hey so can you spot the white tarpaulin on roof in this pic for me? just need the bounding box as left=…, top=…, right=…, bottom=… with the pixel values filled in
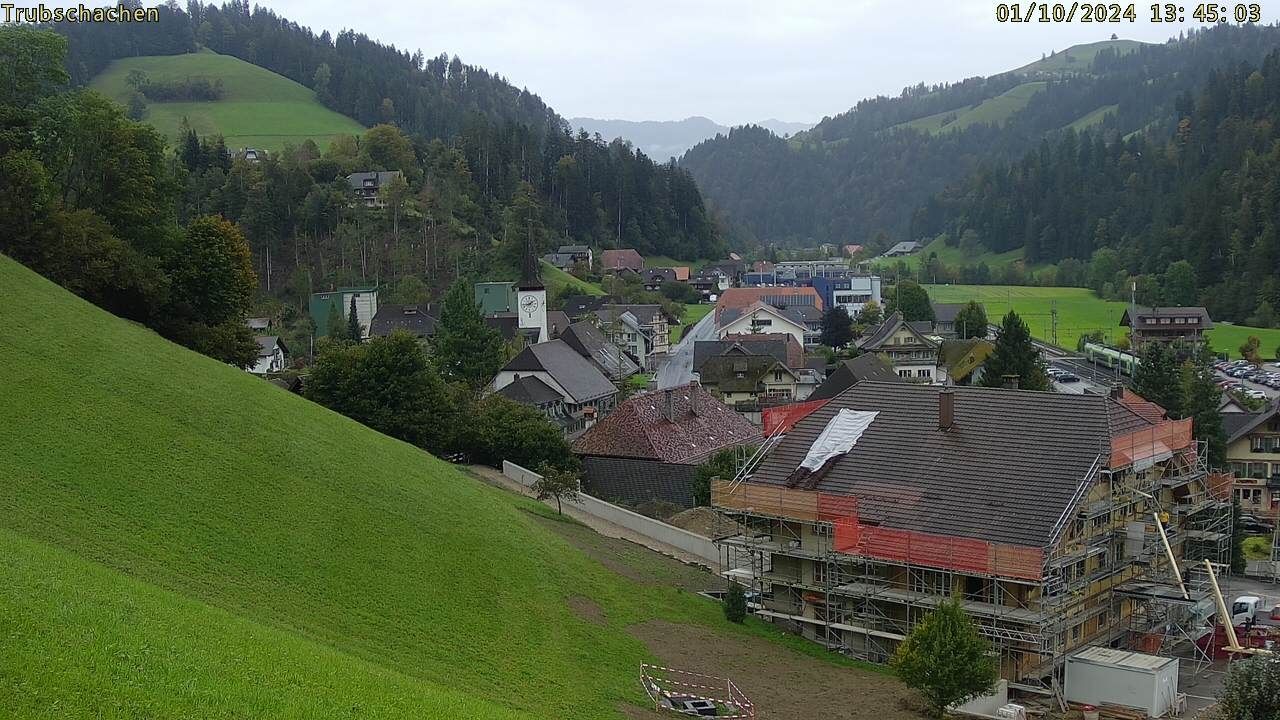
left=799, top=409, right=879, bottom=472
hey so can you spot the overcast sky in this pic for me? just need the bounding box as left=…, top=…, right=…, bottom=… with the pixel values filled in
left=264, top=0, right=1279, bottom=125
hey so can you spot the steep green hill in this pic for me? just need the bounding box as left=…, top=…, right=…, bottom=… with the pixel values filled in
left=90, top=48, right=364, bottom=151
left=0, top=254, right=872, bottom=717
left=1014, top=39, right=1145, bottom=75
left=896, top=82, right=1046, bottom=135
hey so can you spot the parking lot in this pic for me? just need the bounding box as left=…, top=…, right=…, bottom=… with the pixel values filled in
left=1214, top=359, right=1280, bottom=401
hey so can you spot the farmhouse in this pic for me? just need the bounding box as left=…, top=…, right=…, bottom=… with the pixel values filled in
left=714, top=383, right=1230, bottom=684
left=716, top=300, right=810, bottom=348
left=369, top=304, right=437, bottom=340
left=249, top=336, right=288, bottom=375
left=1120, top=306, right=1213, bottom=352
left=574, top=383, right=758, bottom=508
left=601, top=248, right=645, bottom=272
left=345, top=170, right=404, bottom=208
left=1225, top=398, right=1280, bottom=522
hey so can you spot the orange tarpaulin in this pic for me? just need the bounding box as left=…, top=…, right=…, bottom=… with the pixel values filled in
left=762, top=400, right=828, bottom=435
left=1110, top=418, right=1193, bottom=468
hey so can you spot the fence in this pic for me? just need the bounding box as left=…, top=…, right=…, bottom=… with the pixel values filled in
left=502, top=461, right=720, bottom=566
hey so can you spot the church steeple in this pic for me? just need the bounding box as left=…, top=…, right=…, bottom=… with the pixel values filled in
left=518, top=236, right=544, bottom=290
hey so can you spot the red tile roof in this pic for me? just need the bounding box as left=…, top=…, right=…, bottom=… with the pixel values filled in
left=715, top=287, right=823, bottom=323
left=1119, top=389, right=1168, bottom=425
left=572, top=382, right=759, bottom=464
left=601, top=249, right=644, bottom=271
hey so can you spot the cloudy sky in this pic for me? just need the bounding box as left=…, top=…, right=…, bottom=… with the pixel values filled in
left=264, top=0, right=1278, bottom=125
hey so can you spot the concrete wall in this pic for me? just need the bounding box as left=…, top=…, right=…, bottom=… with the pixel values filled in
left=503, top=460, right=720, bottom=566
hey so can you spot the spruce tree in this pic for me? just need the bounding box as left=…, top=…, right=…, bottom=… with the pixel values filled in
left=1181, top=345, right=1227, bottom=467
left=1132, top=341, right=1181, bottom=414
left=346, top=295, right=363, bottom=342
left=978, top=310, right=1049, bottom=391
left=433, top=278, right=506, bottom=390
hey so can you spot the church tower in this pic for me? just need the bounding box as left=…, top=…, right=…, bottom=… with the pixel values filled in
left=516, top=241, right=548, bottom=344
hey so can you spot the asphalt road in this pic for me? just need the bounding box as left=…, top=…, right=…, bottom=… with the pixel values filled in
left=656, top=310, right=718, bottom=389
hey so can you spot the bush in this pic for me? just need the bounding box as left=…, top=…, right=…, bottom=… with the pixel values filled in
left=1217, top=655, right=1280, bottom=720
left=891, top=600, right=997, bottom=718
left=460, top=395, right=575, bottom=471
left=724, top=581, right=747, bottom=623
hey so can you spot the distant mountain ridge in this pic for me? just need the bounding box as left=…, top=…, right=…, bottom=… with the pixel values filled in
left=569, top=115, right=813, bottom=159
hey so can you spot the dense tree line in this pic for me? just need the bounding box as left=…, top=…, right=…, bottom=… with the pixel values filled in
left=51, top=1, right=723, bottom=284
left=924, top=46, right=1280, bottom=324
left=0, top=26, right=258, bottom=367
left=681, top=25, right=1280, bottom=248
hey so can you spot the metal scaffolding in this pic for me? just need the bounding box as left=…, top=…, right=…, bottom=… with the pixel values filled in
left=713, top=423, right=1232, bottom=690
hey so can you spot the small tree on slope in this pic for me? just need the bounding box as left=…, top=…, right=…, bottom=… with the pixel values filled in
left=891, top=600, right=997, bottom=718
left=533, top=463, right=580, bottom=515
left=723, top=581, right=747, bottom=624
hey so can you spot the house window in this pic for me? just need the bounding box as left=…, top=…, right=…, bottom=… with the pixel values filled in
left=1174, top=317, right=1186, bottom=324
left=1252, top=437, right=1266, bottom=453
left=917, top=369, right=932, bottom=378
left=1272, top=490, right=1280, bottom=509
left=1071, top=624, right=1082, bottom=643
left=1098, top=610, right=1110, bottom=628
left=1159, top=318, right=1171, bottom=324
left=813, top=562, right=827, bottom=584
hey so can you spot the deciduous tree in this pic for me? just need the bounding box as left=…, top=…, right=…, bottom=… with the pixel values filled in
left=954, top=301, right=988, bottom=340
left=891, top=600, right=997, bottom=718
left=885, top=280, right=934, bottom=322
left=533, top=463, right=580, bottom=515
left=820, top=306, right=854, bottom=348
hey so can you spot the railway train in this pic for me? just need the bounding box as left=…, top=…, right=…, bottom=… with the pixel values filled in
left=1081, top=342, right=1141, bottom=376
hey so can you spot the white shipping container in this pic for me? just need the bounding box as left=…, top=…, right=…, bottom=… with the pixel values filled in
left=1065, top=647, right=1179, bottom=718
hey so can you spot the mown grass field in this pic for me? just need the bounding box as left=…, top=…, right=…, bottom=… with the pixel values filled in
left=1065, top=104, right=1119, bottom=132
left=541, top=260, right=606, bottom=296
left=1014, top=39, right=1146, bottom=75
left=873, top=236, right=1028, bottom=273
left=0, top=254, right=882, bottom=718
left=90, top=48, right=364, bottom=151
left=674, top=303, right=714, bottom=342
left=925, top=284, right=1280, bottom=358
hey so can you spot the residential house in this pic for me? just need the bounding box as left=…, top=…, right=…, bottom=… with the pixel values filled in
left=1120, top=306, right=1213, bottom=352
left=346, top=171, right=404, bottom=208
left=806, top=353, right=903, bottom=401
left=1225, top=399, right=1280, bottom=521
left=558, top=244, right=593, bottom=267
left=595, top=304, right=671, bottom=368
left=930, top=302, right=981, bottom=339
left=542, top=252, right=576, bottom=270
left=545, top=310, right=571, bottom=339
left=698, top=354, right=803, bottom=409
left=310, top=286, right=379, bottom=339
left=249, top=336, right=288, bottom=375
left=703, top=260, right=745, bottom=284
left=937, top=338, right=995, bottom=385
left=559, top=294, right=611, bottom=320
left=560, top=320, right=642, bottom=380
left=716, top=301, right=810, bottom=348
left=496, top=376, right=573, bottom=432
left=716, top=287, right=823, bottom=319
left=690, top=271, right=730, bottom=301
left=882, top=240, right=922, bottom=257
left=369, top=304, right=437, bottom=340
left=855, top=312, right=941, bottom=383
left=671, top=266, right=691, bottom=282
left=238, top=148, right=263, bottom=163
left=489, top=340, right=617, bottom=437
left=573, top=383, right=759, bottom=507
left=601, top=248, right=645, bottom=272
left=694, top=335, right=804, bottom=375
left=714, top=383, right=1227, bottom=681
left=246, top=317, right=271, bottom=332
left=642, top=267, right=678, bottom=292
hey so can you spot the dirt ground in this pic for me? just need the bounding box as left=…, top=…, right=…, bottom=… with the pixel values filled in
left=624, top=619, right=912, bottom=720
left=666, top=506, right=739, bottom=539
left=566, top=595, right=607, bottom=626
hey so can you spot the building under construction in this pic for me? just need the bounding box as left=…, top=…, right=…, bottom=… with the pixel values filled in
left=713, top=383, right=1232, bottom=689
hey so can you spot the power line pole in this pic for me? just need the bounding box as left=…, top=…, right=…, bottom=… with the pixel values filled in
left=1050, top=300, right=1059, bottom=348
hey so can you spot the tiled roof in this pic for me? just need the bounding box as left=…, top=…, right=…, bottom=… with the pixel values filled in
left=502, top=340, right=616, bottom=404
left=601, top=248, right=644, bottom=270
left=746, top=383, right=1119, bottom=548
left=806, top=354, right=903, bottom=401
left=255, top=335, right=284, bottom=357
left=1224, top=398, right=1280, bottom=443
left=716, top=287, right=823, bottom=317
left=496, top=375, right=562, bottom=406
left=857, top=311, right=938, bottom=351
left=573, top=382, right=759, bottom=464
left=1121, top=306, right=1213, bottom=329
left=560, top=321, right=641, bottom=379
left=581, top=457, right=698, bottom=507
left=1119, top=389, right=1168, bottom=425
left=695, top=334, right=803, bottom=372
left=546, top=310, right=571, bottom=338
left=559, top=294, right=611, bottom=319
left=698, top=355, right=795, bottom=394
left=931, top=303, right=971, bottom=324
left=371, top=304, right=437, bottom=338
left=718, top=301, right=808, bottom=331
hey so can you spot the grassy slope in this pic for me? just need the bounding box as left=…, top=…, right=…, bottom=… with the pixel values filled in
left=90, top=48, right=364, bottom=151
left=0, top=254, right=863, bottom=717
left=873, top=236, right=1028, bottom=273
left=1014, top=39, right=1146, bottom=75
left=1064, top=104, right=1119, bottom=132
left=674, top=303, right=713, bottom=342
left=897, top=82, right=1046, bottom=135
left=925, top=284, right=1280, bottom=357
left=540, top=260, right=605, bottom=296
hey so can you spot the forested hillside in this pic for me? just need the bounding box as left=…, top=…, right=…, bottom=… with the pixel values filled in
left=920, top=48, right=1280, bottom=325
left=47, top=0, right=723, bottom=299
left=680, top=25, right=1280, bottom=248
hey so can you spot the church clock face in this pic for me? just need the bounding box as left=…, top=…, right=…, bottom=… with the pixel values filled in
left=520, top=295, right=541, bottom=316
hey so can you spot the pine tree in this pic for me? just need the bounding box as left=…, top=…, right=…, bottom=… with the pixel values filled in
left=891, top=600, right=997, bottom=717
left=978, top=311, right=1049, bottom=391
left=1132, top=341, right=1181, bottom=415
left=346, top=295, right=363, bottom=342
left=1181, top=345, right=1227, bottom=467
left=433, top=279, right=506, bottom=390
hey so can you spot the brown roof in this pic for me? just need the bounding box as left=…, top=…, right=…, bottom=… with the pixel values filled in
left=698, top=355, right=797, bottom=394
left=745, top=383, right=1130, bottom=548
left=1120, top=306, right=1213, bottom=330
left=806, top=354, right=902, bottom=401
left=573, top=382, right=759, bottom=464
left=715, top=287, right=823, bottom=320
left=601, top=248, right=644, bottom=271
left=719, top=333, right=805, bottom=368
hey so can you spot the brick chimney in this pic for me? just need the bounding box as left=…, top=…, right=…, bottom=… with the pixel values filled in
left=663, top=388, right=674, bottom=422
left=1110, top=383, right=1125, bottom=400
left=1002, top=374, right=1020, bottom=390
left=938, top=387, right=955, bottom=431
left=689, top=381, right=700, bottom=416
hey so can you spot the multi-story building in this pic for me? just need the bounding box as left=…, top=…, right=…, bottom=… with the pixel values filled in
left=811, top=276, right=883, bottom=318
left=310, top=286, right=379, bottom=339
left=1120, top=306, right=1213, bottom=352
left=345, top=171, right=404, bottom=208
left=713, top=383, right=1229, bottom=686
left=1225, top=399, right=1280, bottom=522
left=855, top=311, right=940, bottom=383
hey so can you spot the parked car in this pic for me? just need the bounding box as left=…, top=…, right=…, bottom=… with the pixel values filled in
left=1239, top=516, right=1275, bottom=535
left=1059, top=373, right=1081, bottom=383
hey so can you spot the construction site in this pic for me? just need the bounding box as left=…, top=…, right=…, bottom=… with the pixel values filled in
left=711, top=382, right=1237, bottom=709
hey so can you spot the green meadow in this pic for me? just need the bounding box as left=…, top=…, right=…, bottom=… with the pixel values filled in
left=90, top=48, right=364, bottom=152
